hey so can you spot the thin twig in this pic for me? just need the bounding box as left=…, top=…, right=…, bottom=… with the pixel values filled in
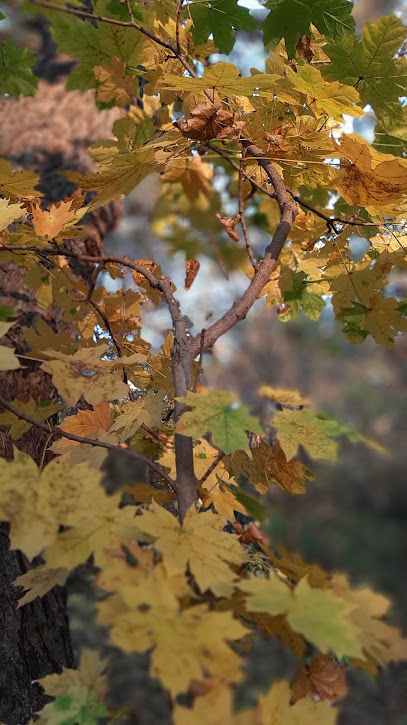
left=238, top=148, right=259, bottom=270
left=0, top=395, right=176, bottom=491
left=192, top=328, right=205, bottom=392
left=198, top=452, right=225, bottom=486
left=175, top=0, right=183, bottom=54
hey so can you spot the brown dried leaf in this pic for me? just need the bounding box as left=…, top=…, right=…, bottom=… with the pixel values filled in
left=292, top=652, right=347, bottom=703
left=296, top=36, right=316, bottom=60
left=185, top=259, right=200, bottom=290
left=130, top=260, right=157, bottom=285
left=215, top=213, right=241, bottom=242
left=264, top=123, right=290, bottom=151
left=176, top=100, right=244, bottom=141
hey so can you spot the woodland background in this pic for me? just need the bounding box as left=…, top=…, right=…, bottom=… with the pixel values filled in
left=0, top=0, right=406, bottom=722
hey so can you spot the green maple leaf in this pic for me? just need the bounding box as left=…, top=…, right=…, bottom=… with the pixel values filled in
left=242, top=574, right=363, bottom=660
left=47, top=0, right=144, bottom=92
left=176, top=389, right=263, bottom=453
left=279, top=272, right=326, bottom=322
left=323, top=15, right=407, bottom=129
left=262, top=0, right=312, bottom=59
left=262, top=0, right=354, bottom=59
left=189, top=0, right=258, bottom=55
left=0, top=38, right=38, bottom=98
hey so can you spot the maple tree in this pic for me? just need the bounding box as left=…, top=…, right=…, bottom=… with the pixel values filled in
left=0, top=0, right=406, bottom=722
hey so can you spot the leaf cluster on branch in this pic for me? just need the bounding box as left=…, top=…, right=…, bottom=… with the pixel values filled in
left=0, top=0, right=407, bottom=721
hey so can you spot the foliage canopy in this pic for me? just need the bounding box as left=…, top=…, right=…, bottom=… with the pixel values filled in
left=0, top=0, right=407, bottom=721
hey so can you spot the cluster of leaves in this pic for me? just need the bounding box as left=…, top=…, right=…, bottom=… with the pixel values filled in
left=0, top=0, right=407, bottom=722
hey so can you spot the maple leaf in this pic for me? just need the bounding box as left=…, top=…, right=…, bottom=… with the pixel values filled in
left=160, top=156, right=214, bottom=200
left=188, top=0, right=257, bottom=54
left=159, top=62, right=279, bottom=99
left=0, top=38, right=38, bottom=98
left=47, top=0, right=144, bottom=93
left=137, top=503, right=247, bottom=596
left=362, top=293, right=407, bottom=349
left=34, top=649, right=108, bottom=725
left=278, top=271, right=326, bottom=322
left=30, top=197, right=82, bottom=239
left=272, top=409, right=345, bottom=461
left=242, top=574, right=363, bottom=659
left=285, top=63, right=363, bottom=121
left=97, top=563, right=246, bottom=695
left=65, top=137, right=160, bottom=206
left=0, top=344, right=21, bottom=370
left=255, top=679, right=338, bottom=724
left=51, top=400, right=113, bottom=454
left=370, top=233, right=407, bottom=270
left=331, top=574, right=407, bottom=666
left=176, top=100, right=245, bottom=141
left=0, top=159, right=41, bottom=201
left=93, top=56, right=138, bottom=107
left=41, top=343, right=146, bottom=406
left=228, top=439, right=315, bottom=495
left=258, top=385, right=310, bottom=407
left=262, top=0, right=354, bottom=60
left=176, top=389, right=263, bottom=453
left=333, top=135, right=407, bottom=214
left=14, top=565, right=69, bottom=608
left=0, top=197, right=24, bottom=231
left=323, top=14, right=407, bottom=128
left=292, top=652, right=347, bottom=703
left=0, top=397, right=64, bottom=440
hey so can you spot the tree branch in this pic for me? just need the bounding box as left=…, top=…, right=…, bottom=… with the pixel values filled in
left=0, top=395, right=176, bottom=491
left=190, top=143, right=298, bottom=356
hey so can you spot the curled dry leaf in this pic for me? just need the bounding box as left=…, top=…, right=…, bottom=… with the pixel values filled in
left=215, top=212, right=241, bottom=242
left=130, top=260, right=157, bottom=285
left=264, top=124, right=290, bottom=151
left=185, top=259, right=200, bottom=290
left=292, top=652, right=347, bottom=703
left=176, top=100, right=245, bottom=141
left=232, top=521, right=270, bottom=548
left=296, top=36, right=316, bottom=60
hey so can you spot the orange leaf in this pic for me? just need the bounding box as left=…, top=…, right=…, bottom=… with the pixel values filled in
left=215, top=213, right=241, bottom=242
left=51, top=401, right=113, bottom=454
left=292, top=652, right=347, bottom=703
left=185, top=259, right=200, bottom=290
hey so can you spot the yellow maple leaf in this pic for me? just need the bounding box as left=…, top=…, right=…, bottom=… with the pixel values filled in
left=258, top=385, right=310, bottom=408
left=0, top=158, right=41, bottom=200
left=362, top=293, right=407, bottom=349
left=97, top=563, right=246, bottom=695
left=14, top=565, right=69, bottom=607
left=41, top=343, right=146, bottom=406
left=0, top=196, right=24, bottom=231
left=333, top=135, right=407, bottom=214
left=285, top=64, right=363, bottom=121
left=137, top=503, right=247, bottom=597
left=256, top=679, right=338, bottom=724
left=331, top=574, right=407, bottom=666
left=370, top=233, right=407, bottom=270
left=160, top=156, right=213, bottom=201
left=94, top=57, right=138, bottom=107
